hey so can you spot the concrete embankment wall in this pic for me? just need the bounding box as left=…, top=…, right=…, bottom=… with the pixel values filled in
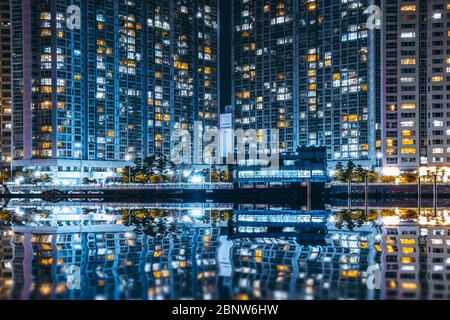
left=328, top=184, right=450, bottom=198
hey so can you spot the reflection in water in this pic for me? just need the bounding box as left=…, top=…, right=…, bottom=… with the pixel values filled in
left=0, top=202, right=449, bottom=300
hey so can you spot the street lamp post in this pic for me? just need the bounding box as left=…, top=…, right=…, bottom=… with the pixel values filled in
left=125, top=154, right=132, bottom=185
left=9, top=159, right=12, bottom=183
left=129, top=166, right=131, bottom=185
left=9, top=145, right=15, bottom=182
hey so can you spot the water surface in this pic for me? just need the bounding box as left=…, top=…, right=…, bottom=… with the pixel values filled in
left=0, top=200, right=449, bottom=300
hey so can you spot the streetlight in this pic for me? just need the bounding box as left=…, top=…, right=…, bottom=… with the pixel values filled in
left=10, top=145, right=14, bottom=182
left=8, top=156, right=13, bottom=183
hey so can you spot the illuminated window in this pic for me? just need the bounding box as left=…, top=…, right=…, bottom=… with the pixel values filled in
left=308, top=54, right=317, bottom=62
left=401, top=59, right=416, bottom=65
left=401, top=148, right=416, bottom=155
left=401, top=32, right=416, bottom=38
left=433, top=120, right=444, bottom=127
left=401, top=257, right=415, bottom=264
left=402, top=130, right=413, bottom=137
left=401, top=282, right=417, bottom=291
left=400, top=5, right=416, bottom=11
left=174, top=61, right=189, bottom=70
left=386, top=139, right=395, bottom=147
left=41, top=86, right=52, bottom=94
left=387, top=104, right=396, bottom=111
left=40, top=12, right=51, bottom=20
left=41, top=29, right=51, bottom=37
left=401, top=121, right=415, bottom=127
left=400, top=103, right=416, bottom=110
left=307, top=2, right=317, bottom=11
left=400, top=239, right=416, bottom=245
left=401, top=247, right=415, bottom=254
left=402, top=139, right=414, bottom=146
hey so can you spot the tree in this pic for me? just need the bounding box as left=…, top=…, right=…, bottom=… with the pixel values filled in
left=142, top=155, right=156, bottom=177
left=334, top=210, right=356, bottom=231
left=150, top=174, right=163, bottom=183
left=210, top=170, right=220, bottom=183
left=82, top=177, right=98, bottom=185
left=0, top=172, right=10, bottom=183
left=333, top=162, right=346, bottom=182
left=162, top=155, right=176, bottom=182
left=38, top=174, right=52, bottom=184
left=353, top=165, right=368, bottom=183
left=13, top=169, right=52, bottom=185
left=344, top=161, right=356, bottom=181
left=131, top=158, right=144, bottom=181
left=202, top=168, right=211, bottom=182
left=401, top=172, right=418, bottom=184
left=221, top=170, right=231, bottom=182
left=368, top=170, right=379, bottom=183
left=134, top=173, right=148, bottom=184
left=381, top=176, right=396, bottom=184
left=121, top=166, right=132, bottom=183
left=155, top=154, right=165, bottom=177
left=16, top=169, right=35, bottom=184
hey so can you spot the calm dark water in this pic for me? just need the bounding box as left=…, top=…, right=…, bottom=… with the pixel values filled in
left=0, top=200, right=449, bottom=300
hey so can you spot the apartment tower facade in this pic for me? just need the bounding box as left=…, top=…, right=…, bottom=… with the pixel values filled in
left=382, top=0, right=450, bottom=175
left=146, top=0, right=220, bottom=162
left=0, top=0, right=11, bottom=171
left=10, top=0, right=220, bottom=182
left=232, top=0, right=382, bottom=168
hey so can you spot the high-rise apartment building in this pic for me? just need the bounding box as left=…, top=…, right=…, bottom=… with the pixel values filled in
left=9, top=0, right=220, bottom=182
left=11, top=0, right=141, bottom=181
left=85, top=0, right=146, bottom=163
left=298, top=0, right=381, bottom=168
left=232, top=0, right=382, bottom=168
left=232, top=0, right=296, bottom=155
left=146, top=0, right=219, bottom=161
left=0, top=0, right=11, bottom=171
left=382, top=1, right=450, bottom=174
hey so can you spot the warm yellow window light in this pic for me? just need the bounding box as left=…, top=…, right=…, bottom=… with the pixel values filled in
left=400, top=5, right=416, bottom=11
left=401, top=148, right=416, bottom=155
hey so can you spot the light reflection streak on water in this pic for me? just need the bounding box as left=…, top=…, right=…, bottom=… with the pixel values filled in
left=0, top=202, right=449, bottom=300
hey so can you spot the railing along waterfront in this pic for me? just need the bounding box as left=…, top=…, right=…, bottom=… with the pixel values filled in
left=5, top=201, right=235, bottom=210
left=4, top=182, right=234, bottom=193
